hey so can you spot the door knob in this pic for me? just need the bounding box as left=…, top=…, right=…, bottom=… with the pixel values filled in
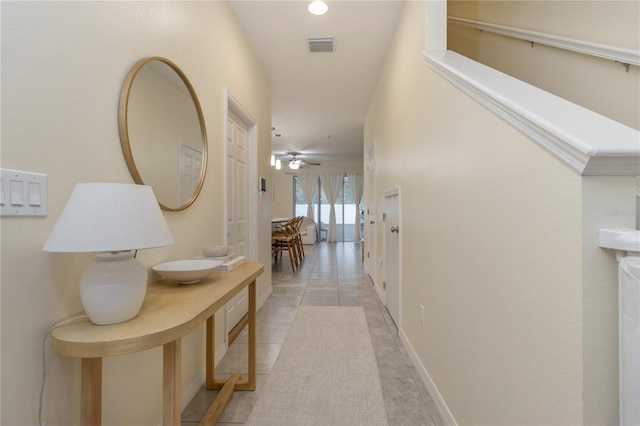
left=390, top=226, right=399, bottom=233
left=370, top=220, right=375, bottom=225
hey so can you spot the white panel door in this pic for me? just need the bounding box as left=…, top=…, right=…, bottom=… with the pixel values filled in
left=179, top=144, right=202, bottom=206
left=226, top=111, right=249, bottom=333
left=365, top=143, right=376, bottom=279
left=384, top=189, right=400, bottom=328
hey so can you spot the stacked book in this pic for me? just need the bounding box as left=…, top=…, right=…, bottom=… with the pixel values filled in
left=216, top=256, right=246, bottom=272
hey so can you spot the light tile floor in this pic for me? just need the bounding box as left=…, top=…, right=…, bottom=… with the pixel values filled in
left=182, top=242, right=443, bottom=425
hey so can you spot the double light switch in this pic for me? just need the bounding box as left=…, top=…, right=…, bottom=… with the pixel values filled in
left=1, top=168, right=48, bottom=216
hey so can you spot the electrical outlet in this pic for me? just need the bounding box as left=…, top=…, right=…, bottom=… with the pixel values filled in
left=419, top=305, right=425, bottom=327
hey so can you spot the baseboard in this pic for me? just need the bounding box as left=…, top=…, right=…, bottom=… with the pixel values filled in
left=184, top=342, right=227, bottom=407
left=374, top=280, right=385, bottom=304
left=258, top=283, right=273, bottom=310
left=398, top=328, right=457, bottom=426
left=181, top=370, right=205, bottom=411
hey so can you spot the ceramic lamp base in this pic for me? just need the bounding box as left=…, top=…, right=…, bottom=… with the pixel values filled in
left=80, top=251, right=147, bottom=325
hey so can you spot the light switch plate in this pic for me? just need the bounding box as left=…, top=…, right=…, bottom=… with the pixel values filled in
left=1, top=168, right=48, bottom=216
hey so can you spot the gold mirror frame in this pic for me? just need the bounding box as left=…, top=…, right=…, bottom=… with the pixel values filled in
left=119, top=57, right=208, bottom=211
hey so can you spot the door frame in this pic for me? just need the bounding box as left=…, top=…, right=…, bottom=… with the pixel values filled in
left=223, top=88, right=258, bottom=339
left=224, top=88, right=258, bottom=262
left=383, top=186, right=401, bottom=329
left=364, top=141, right=376, bottom=280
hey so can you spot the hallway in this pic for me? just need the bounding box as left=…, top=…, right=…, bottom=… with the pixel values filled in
left=182, top=242, right=443, bottom=425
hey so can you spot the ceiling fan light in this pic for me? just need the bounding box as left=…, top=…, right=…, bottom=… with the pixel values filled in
left=275, top=159, right=282, bottom=170
left=308, top=1, right=328, bottom=16
left=289, top=159, right=301, bottom=170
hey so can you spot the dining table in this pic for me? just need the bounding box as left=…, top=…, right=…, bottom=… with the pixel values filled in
left=271, top=217, right=290, bottom=231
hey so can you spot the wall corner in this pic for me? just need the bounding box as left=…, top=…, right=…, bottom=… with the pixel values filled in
left=425, top=0, right=447, bottom=52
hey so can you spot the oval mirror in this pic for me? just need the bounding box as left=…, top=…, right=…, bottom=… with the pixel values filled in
left=119, top=57, right=207, bottom=211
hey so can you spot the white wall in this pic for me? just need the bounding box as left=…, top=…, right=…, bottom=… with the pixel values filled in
left=366, top=1, right=637, bottom=424
left=1, top=2, right=271, bottom=424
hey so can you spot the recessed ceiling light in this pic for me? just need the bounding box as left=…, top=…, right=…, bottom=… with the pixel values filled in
left=308, top=1, right=328, bottom=16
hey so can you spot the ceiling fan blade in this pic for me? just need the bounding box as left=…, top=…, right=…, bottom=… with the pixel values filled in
left=284, top=151, right=321, bottom=167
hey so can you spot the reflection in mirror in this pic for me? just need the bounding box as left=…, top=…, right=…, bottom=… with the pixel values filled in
left=119, top=57, right=207, bottom=211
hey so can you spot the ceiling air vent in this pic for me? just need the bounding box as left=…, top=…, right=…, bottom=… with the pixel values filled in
left=308, top=37, right=334, bottom=53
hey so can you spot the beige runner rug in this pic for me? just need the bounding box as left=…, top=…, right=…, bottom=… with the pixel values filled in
left=245, top=306, right=388, bottom=425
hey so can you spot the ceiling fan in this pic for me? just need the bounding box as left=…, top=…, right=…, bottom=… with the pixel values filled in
left=286, top=152, right=320, bottom=170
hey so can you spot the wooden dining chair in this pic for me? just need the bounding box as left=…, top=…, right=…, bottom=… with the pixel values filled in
left=271, top=218, right=300, bottom=272
left=292, top=216, right=305, bottom=262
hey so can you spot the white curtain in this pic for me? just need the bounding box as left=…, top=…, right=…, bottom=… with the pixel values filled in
left=298, top=173, right=318, bottom=220
left=347, top=173, right=364, bottom=241
left=320, top=173, right=343, bottom=243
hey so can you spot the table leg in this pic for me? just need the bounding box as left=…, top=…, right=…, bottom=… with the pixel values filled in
left=163, top=339, right=182, bottom=425
left=199, top=373, right=241, bottom=425
left=81, top=358, right=102, bottom=426
left=205, top=315, right=215, bottom=389
left=208, top=280, right=257, bottom=391
left=248, top=279, right=256, bottom=390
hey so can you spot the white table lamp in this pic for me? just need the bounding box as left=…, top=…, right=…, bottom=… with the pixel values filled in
left=43, top=183, right=174, bottom=325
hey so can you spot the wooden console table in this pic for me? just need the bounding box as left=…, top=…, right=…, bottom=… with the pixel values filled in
left=52, top=261, right=264, bottom=425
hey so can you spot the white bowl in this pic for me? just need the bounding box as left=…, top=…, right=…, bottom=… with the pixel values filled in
left=203, top=245, right=230, bottom=258
left=152, top=259, right=223, bottom=284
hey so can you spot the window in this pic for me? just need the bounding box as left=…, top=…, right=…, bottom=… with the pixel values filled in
left=293, top=175, right=363, bottom=242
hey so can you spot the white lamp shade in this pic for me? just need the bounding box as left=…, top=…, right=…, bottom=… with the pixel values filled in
left=43, top=183, right=173, bottom=252
left=43, top=183, right=173, bottom=324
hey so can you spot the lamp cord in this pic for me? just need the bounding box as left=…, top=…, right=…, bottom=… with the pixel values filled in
left=39, top=315, right=89, bottom=426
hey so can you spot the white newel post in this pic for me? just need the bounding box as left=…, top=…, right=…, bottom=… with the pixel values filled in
left=600, top=229, right=640, bottom=426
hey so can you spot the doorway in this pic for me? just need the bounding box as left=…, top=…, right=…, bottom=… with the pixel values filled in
left=224, top=90, right=257, bottom=341
left=365, top=142, right=376, bottom=279
left=294, top=175, right=361, bottom=241
left=383, top=187, right=400, bottom=329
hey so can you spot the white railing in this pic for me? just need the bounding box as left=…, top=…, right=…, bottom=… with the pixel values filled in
left=448, top=16, right=640, bottom=71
